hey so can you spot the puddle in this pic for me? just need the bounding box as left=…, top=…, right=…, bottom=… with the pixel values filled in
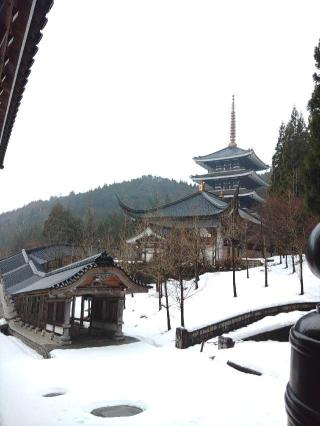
left=91, top=405, right=144, bottom=418
left=42, top=388, right=66, bottom=397
left=43, top=392, right=65, bottom=397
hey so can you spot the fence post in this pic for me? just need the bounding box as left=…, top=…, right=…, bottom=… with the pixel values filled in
left=175, top=327, right=189, bottom=349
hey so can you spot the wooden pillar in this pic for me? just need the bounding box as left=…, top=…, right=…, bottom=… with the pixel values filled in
left=52, top=302, right=57, bottom=334
left=80, top=296, right=85, bottom=327
left=102, top=299, right=107, bottom=321
left=42, top=299, right=48, bottom=330
left=26, top=296, right=31, bottom=323
left=71, top=296, right=76, bottom=325
left=114, top=297, right=125, bottom=340
left=38, top=296, right=44, bottom=329
left=88, top=297, right=93, bottom=330
left=61, top=299, right=72, bottom=345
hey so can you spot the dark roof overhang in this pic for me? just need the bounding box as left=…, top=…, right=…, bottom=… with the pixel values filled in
left=0, top=0, right=53, bottom=168
left=117, top=190, right=228, bottom=221
left=193, top=147, right=269, bottom=171
left=191, top=170, right=269, bottom=187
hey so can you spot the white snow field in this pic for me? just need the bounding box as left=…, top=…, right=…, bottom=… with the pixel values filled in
left=0, top=257, right=319, bottom=426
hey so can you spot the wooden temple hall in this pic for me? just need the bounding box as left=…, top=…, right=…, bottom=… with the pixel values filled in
left=0, top=246, right=148, bottom=347
left=118, top=96, right=268, bottom=263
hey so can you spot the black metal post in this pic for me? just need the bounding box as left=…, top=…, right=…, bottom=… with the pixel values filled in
left=285, top=223, right=320, bottom=425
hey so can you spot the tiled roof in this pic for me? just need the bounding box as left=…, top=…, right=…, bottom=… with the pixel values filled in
left=210, top=189, right=265, bottom=203
left=118, top=191, right=228, bottom=220
left=27, top=245, right=98, bottom=271
left=193, top=146, right=268, bottom=170
left=192, top=170, right=269, bottom=187
left=0, top=252, right=25, bottom=274
left=3, top=264, right=34, bottom=289
left=194, top=146, right=249, bottom=161
left=0, top=249, right=148, bottom=295
left=119, top=190, right=261, bottom=227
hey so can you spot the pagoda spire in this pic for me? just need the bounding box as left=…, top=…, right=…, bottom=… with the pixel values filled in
left=229, top=95, right=237, bottom=147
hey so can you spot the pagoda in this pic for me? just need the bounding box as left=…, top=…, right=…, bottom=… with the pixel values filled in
left=191, top=96, right=269, bottom=208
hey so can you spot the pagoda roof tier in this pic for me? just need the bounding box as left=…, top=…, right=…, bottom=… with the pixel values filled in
left=118, top=190, right=260, bottom=227
left=209, top=189, right=265, bottom=203
left=193, top=146, right=269, bottom=171
left=191, top=169, right=269, bottom=188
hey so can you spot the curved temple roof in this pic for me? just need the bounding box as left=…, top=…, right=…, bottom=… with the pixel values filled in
left=118, top=191, right=229, bottom=221
left=191, top=169, right=269, bottom=187
left=193, top=146, right=269, bottom=171
left=0, top=249, right=148, bottom=295
left=118, top=190, right=261, bottom=226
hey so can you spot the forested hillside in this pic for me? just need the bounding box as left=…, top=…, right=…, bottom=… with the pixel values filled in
left=0, top=176, right=195, bottom=255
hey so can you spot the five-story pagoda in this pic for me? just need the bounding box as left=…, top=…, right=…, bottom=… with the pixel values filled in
left=191, top=96, right=269, bottom=208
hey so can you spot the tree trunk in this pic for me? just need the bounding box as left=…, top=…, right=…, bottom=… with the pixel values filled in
left=279, top=254, right=282, bottom=265
left=180, top=274, right=185, bottom=327
left=232, top=241, right=237, bottom=297
left=264, top=257, right=268, bottom=287
left=194, top=261, right=199, bottom=289
left=263, top=235, right=268, bottom=287
left=291, top=255, right=296, bottom=274
left=158, top=273, right=162, bottom=311
left=245, top=234, right=249, bottom=279
left=299, top=253, right=304, bottom=295
left=164, top=280, right=171, bottom=331
left=285, top=255, right=288, bottom=269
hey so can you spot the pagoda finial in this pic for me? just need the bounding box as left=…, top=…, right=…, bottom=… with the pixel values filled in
left=229, top=94, right=237, bottom=147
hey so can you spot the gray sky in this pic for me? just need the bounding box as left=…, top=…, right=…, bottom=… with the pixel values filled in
left=1, top=0, right=319, bottom=213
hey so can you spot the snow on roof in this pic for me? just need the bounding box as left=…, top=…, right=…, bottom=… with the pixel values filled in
left=126, top=227, right=164, bottom=244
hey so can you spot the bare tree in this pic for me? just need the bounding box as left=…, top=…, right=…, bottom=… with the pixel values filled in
left=263, top=192, right=316, bottom=294
left=221, top=191, right=245, bottom=297
left=164, top=227, right=197, bottom=327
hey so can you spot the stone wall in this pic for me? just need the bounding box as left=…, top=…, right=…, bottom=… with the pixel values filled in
left=175, top=302, right=318, bottom=349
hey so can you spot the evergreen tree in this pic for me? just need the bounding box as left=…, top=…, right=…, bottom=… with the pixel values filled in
left=303, top=39, right=320, bottom=215
left=271, top=122, right=285, bottom=189
left=270, top=108, right=309, bottom=196
left=43, top=203, right=83, bottom=244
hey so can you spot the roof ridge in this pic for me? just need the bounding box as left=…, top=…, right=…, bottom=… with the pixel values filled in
left=194, top=146, right=249, bottom=160
left=201, top=191, right=228, bottom=208
left=117, top=191, right=201, bottom=214
left=45, top=253, right=101, bottom=277
left=2, top=263, right=31, bottom=277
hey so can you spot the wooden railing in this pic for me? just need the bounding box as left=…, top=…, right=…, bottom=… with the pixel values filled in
left=175, top=302, right=318, bottom=349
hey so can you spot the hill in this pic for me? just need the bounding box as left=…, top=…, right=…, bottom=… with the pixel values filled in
left=0, top=175, right=195, bottom=255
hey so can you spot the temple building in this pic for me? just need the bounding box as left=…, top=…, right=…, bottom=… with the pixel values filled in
left=119, top=186, right=260, bottom=263
left=191, top=96, right=269, bottom=208
left=119, top=97, right=268, bottom=263
left=0, top=245, right=148, bottom=352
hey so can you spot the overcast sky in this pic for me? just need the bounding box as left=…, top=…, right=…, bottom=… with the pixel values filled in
left=1, top=0, right=319, bottom=213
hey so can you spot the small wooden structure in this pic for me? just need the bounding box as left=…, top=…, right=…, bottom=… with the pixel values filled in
left=0, top=248, right=148, bottom=345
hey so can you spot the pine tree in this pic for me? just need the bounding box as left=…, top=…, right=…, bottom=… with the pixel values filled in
left=43, top=203, right=83, bottom=244
left=270, top=108, right=309, bottom=196
left=271, top=122, right=285, bottom=190
left=303, top=39, right=320, bottom=214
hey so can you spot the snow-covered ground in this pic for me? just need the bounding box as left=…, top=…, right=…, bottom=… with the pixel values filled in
left=0, top=257, right=319, bottom=426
